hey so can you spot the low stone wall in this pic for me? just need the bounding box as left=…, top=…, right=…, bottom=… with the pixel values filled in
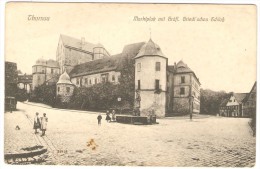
left=116, top=115, right=156, bottom=125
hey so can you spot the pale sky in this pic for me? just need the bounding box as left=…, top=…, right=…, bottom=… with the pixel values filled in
left=5, top=3, right=256, bottom=93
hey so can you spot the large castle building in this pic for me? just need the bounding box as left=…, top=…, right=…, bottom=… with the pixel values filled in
left=32, top=35, right=201, bottom=117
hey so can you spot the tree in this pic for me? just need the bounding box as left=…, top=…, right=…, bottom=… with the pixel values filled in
left=117, top=55, right=135, bottom=109
left=16, top=88, right=28, bottom=102
left=29, top=84, right=56, bottom=107
left=200, top=89, right=230, bottom=115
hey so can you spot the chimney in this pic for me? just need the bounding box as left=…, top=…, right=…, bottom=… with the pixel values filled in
left=174, top=62, right=177, bottom=70
left=81, top=37, right=85, bottom=45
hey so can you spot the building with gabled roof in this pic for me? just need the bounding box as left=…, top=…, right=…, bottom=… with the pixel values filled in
left=219, top=92, right=248, bottom=117
left=242, top=82, right=256, bottom=117
left=32, top=35, right=201, bottom=117
left=56, top=34, right=110, bottom=73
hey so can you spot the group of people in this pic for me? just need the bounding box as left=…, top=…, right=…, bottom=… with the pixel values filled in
left=33, top=112, right=48, bottom=136
left=97, top=110, right=116, bottom=125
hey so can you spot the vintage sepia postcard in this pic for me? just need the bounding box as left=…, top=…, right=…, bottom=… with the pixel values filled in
left=1, top=1, right=258, bottom=168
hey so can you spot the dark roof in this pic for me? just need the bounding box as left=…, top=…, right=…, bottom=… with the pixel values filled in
left=34, top=59, right=59, bottom=67
left=60, top=34, right=100, bottom=53
left=233, top=93, right=248, bottom=103
left=135, top=39, right=165, bottom=59
left=18, top=74, right=32, bottom=83
left=168, top=60, right=201, bottom=85
left=175, top=60, right=193, bottom=73
left=69, top=42, right=145, bottom=77
left=220, top=98, right=229, bottom=107
left=243, top=81, right=256, bottom=103
left=167, top=65, right=175, bottom=73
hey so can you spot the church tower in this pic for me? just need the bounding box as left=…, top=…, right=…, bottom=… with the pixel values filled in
left=134, top=39, right=168, bottom=117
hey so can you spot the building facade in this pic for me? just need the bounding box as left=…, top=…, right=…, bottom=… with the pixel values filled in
left=32, top=35, right=201, bottom=117
left=242, top=82, right=256, bottom=117
left=219, top=93, right=248, bottom=117
left=32, top=59, right=60, bottom=90
left=17, top=74, right=32, bottom=93
left=134, top=39, right=168, bottom=117
left=166, top=61, right=201, bottom=116
left=56, top=71, right=75, bottom=103
left=56, top=35, right=110, bottom=73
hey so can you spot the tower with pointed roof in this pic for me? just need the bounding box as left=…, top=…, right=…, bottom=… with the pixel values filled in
left=134, top=39, right=168, bottom=117
left=56, top=71, right=75, bottom=103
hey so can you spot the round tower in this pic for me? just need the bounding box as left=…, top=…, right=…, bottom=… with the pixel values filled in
left=32, top=58, right=47, bottom=90
left=134, top=39, right=168, bottom=117
left=56, top=71, right=74, bottom=103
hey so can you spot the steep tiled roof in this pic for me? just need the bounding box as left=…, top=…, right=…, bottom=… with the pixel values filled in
left=233, top=93, right=248, bottom=103
left=135, top=39, right=165, bottom=58
left=57, top=71, right=73, bottom=85
left=167, top=65, right=175, bottom=73
left=175, top=60, right=193, bottom=73
left=220, top=98, right=229, bottom=107
left=60, top=34, right=99, bottom=53
left=69, top=42, right=145, bottom=77
left=34, top=59, right=59, bottom=67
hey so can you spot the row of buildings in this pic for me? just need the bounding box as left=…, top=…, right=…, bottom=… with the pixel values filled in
left=30, top=34, right=201, bottom=117
left=219, top=82, right=256, bottom=117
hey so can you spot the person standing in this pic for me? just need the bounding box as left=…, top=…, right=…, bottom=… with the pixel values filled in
left=33, top=112, right=41, bottom=134
left=97, top=113, right=102, bottom=126
left=112, top=110, right=116, bottom=122
left=40, top=113, right=48, bottom=136
left=105, top=111, right=111, bottom=122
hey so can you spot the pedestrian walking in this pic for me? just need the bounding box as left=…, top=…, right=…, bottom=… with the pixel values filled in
left=40, top=113, right=48, bottom=136
left=33, top=112, right=41, bottom=134
left=105, top=111, right=111, bottom=122
left=97, top=113, right=102, bottom=126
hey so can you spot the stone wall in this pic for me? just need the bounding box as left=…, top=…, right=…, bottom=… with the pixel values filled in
left=56, top=84, right=74, bottom=103
left=139, top=91, right=166, bottom=118
left=32, top=74, right=45, bottom=90
left=172, top=97, right=190, bottom=115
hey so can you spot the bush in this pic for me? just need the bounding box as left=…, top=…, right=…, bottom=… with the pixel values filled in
left=29, top=84, right=56, bottom=107
left=16, top=88, right=28, bottom=102
left=250, top=112, right=256, bottom=136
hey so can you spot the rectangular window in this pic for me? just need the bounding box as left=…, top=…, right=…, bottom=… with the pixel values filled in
left=180, top=87, right=185, bottom=95
left=112, top=75, right=115, bottom=82
left=137, top=63, right=141, bottom=72
left=181, top=76, right=185, bottom=83
left=76, top=78, right=79, bottom=85
left=42, top=69, right=45, bottom=73
left=85, top=78, right=88, bottom=85
left=51, top=69, right=54, bottom=74
left=101, top=73, right=109, bottom=83
left=66, top=87, right=70, bottom=93
left=155, top=80, right=160, bottom=90
left=138, top=80, right=140, bottom=90
left=58, top=87, right=60, bottom=92
left=95, top=78, right=97, bottom=84
left=89, top=79, right=92, bottom=85
left=156, top=62, right=161, bottom=71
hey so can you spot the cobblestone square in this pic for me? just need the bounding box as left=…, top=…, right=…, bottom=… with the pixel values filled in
left=4, top=102, right=256, bottom=167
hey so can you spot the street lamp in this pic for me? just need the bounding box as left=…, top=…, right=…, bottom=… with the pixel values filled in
left=189, top=95, right=194, bottom=121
